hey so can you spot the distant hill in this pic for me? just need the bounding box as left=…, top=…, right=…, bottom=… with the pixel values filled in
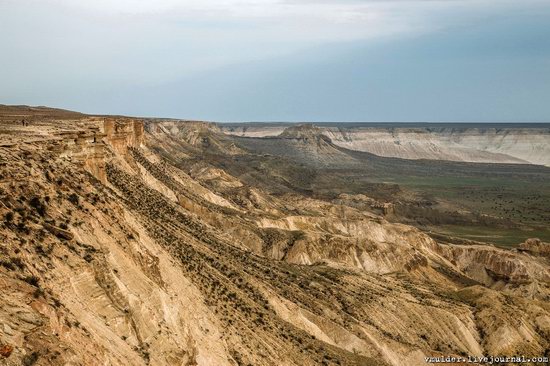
left=0, top=104, right=85, bottom=119
left=222, top=122, right=550, bottom=166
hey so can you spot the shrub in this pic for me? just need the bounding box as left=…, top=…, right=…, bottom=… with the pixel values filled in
left=22, top=351, right=39, bottom=366
left=11, top=257, right=25, bottom=270
left=23, top=275, right=40, bottom=287
left=34, top=244, right=45, bottom=254
left=0, top=260, right=16, bottom=271
left=29, top=197, right=46, bottom=217
left=17, top=221, right=30, bottom=234
left=68, top=193, right=79, bottom=205
left=4, top=211, right=13, bottom=222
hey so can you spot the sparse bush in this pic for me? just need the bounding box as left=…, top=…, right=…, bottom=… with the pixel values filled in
left=29, top=196, right=46, bottom=216
left=0, top=260, right=16, bottom=271
left=23, top=275, right=40, bottom=287
left=22, top=351, right=39, bottom=366
left=32, top=288, right=44, bottom=298
left=4, top=211, right=14, bottom=222
left=68, top=193, right=79, bottom=205
left=17, top=221, right=30, bottom=234
left=11, top=257, right=24, bottom=270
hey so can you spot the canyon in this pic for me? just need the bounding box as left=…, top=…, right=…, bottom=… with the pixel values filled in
left=0, top=106, right=549, bottom=365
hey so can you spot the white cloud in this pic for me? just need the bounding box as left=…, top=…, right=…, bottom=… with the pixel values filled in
left=36, top=0, right=435, bottom=43
left=20, top=0, right=540, bottom=44
left=4, top=0, right=531, bottom=49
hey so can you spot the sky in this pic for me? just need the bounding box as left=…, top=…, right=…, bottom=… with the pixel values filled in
left=0, top=0, right=549, bottom=122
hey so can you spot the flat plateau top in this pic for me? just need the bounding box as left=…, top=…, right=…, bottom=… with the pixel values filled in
left=221, top=121, right=550, bottom=129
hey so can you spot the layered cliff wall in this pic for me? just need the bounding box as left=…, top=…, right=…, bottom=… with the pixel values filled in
left=104, top=117, right=144, bottom=154
left=222, top=124, right=550, bottom=166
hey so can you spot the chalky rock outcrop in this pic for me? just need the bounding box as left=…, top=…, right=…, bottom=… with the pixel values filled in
left=222, top=124, right=550, bottom=166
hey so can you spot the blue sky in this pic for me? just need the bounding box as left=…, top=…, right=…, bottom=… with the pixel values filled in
left=0, top=0, right=549, bottom=121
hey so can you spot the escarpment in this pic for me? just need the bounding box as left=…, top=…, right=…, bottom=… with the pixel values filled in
left=222, top=123, right=550, bottom=166
left=1, top=108, right=549, bottom=366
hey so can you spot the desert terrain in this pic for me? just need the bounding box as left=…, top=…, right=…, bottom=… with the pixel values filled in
left=0, top=106, right=549, bottom=365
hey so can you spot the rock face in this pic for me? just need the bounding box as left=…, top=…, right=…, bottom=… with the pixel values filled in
left=519, top=238, right=550, bottom=258
left=104, top=117, right=145, bottom=154
left=222, top=123, right=550, bottom=166
left=1, top=107, right=549, bottom=366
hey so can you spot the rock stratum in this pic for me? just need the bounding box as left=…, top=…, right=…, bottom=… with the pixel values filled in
left=0, top=107, right=549, bottom=366
left=222, top=123, right=550, bottom=166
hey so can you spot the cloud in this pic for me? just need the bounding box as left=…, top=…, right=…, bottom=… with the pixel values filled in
left=4, top=1, right=540, bottom=46
left=0, top=0, right=441, bottom=83
left=12, top=1, right=544, bottom=46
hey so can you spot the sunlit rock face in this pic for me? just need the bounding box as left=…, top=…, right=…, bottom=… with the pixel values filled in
left=104, top=117, right=145, bottom=154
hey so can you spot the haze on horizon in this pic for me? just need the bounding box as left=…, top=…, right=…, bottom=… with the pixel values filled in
left=1, top=0, right=549, bottom=122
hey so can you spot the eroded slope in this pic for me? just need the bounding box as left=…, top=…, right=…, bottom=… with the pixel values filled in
left=0, top=112, right=549, bottom=365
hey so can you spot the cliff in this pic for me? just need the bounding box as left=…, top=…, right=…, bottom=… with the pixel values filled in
left=0, top=110, right=549, bottom=365
left=222, top=124, right=550, bottom=166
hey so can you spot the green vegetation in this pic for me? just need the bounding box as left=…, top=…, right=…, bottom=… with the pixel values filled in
left=389, top=175, right=550, bottom=227
left=429, top=225, right=550, bottom=248
left=376, top=173, right=550, bottom=247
